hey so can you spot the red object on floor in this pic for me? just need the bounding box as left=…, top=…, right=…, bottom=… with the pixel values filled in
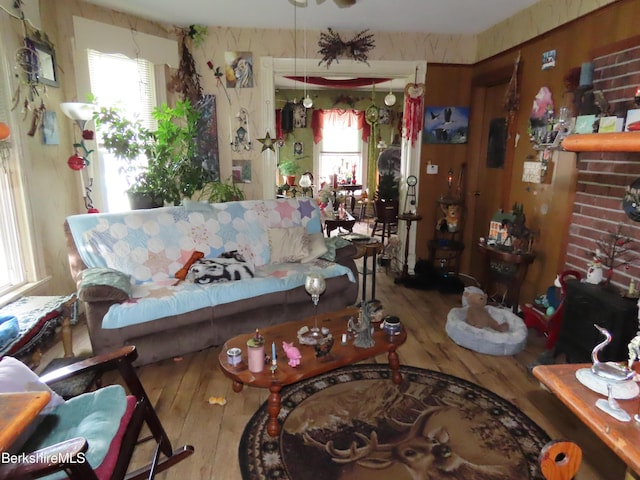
left=520, top=270, right=581, bottom=350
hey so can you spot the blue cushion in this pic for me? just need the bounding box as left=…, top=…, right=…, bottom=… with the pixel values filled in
left=0, top=315, right=19, bottom=350
left=23, top=385, right=127, bottom=480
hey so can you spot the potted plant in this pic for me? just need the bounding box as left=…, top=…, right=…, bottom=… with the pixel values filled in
left=197, top=177, right=246, bottom=203
left=278, top=159, right=300, bottom=186
left=94, top=99, right=208, bottom=208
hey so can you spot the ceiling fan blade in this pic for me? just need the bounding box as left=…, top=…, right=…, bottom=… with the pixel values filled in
left=334, top=0, right=356, bottom=7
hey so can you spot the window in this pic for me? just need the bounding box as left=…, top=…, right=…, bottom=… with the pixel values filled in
left=88, top=50, right=157, bottom=212
left=0, top=28, right=30, bottom=298
left=319, top=110, right=364, bottom=188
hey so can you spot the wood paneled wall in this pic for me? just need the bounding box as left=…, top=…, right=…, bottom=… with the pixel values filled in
left=414, top=0, right=640, bottom=302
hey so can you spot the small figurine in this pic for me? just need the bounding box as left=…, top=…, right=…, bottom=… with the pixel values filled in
left=348, top=300, right=382, bottom=348
left=439, top=203, right=461, bottom=233
left=282, top=341, right=302, bottom=367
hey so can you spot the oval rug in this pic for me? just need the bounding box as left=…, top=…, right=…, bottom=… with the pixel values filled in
left=239, top=364, right=550, bottom=480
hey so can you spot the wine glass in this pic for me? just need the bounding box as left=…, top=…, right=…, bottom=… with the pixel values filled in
left=305, top=273, right=326, bottom=337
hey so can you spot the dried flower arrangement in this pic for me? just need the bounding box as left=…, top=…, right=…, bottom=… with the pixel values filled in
left=317, top=28, right=375, bottom=67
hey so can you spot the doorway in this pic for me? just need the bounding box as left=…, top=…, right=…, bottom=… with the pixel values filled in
left=467, top=81, right=511, bottom=281
left=260, top=58, right=426, bottom=200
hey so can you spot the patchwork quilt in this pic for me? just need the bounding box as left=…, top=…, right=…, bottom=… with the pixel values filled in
left=66, top=199, right=355, bottom=329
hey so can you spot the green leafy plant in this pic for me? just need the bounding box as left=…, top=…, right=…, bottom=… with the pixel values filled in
left=197, top=177, right=245, bottom=203
left=278, top=159, right=301, bottom=176
left=375, top=171, right=400, bottom=200
left=95, top=99, right=208, bottom=206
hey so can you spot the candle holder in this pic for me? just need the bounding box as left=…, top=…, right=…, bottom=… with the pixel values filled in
left=298, top=273, right=329, bottom=346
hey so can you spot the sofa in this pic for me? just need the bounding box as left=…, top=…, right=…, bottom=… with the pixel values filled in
left=64, top=198, right=359, bottom=365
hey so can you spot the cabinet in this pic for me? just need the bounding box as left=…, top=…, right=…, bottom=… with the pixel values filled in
left=427, top=198, right=464, bottom=273
left=556, top=280, right=638, bottom=363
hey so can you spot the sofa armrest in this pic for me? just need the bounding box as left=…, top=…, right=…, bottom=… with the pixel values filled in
left=334, top=243, right=357, bottom=264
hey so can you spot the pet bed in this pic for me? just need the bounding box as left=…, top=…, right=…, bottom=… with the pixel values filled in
left=446, top=305, right=528, bottom=355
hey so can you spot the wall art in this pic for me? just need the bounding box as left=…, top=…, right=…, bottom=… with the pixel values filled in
left=224, top=51, right=254, bottom=88
left=423, top=106, right=469, bottom=144
left=195, top=94, right=220, bottom=180
left=232, top=159, right=251, bottom=183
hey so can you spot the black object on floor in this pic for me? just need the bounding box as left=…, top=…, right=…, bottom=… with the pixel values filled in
left=403, top=259, right=465, bottom=294
left=40, top=355, right=99, bottom=399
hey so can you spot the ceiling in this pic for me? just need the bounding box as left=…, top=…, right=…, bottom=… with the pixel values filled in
left=84, top=0, right=541, bottom=35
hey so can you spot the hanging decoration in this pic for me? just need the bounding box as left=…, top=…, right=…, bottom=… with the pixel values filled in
left=169, top=28, right=202, bottom=105
left=7, top=2, right=57, bottom=132
left=317, top=28, right=375, bottom=67
left=403, top=70, right=425, bottom=146
left=503, top=51, right=521, bottom=125
left=257, top=131, right=276, bottom=152
left=230, top=108, right=252, bottom=152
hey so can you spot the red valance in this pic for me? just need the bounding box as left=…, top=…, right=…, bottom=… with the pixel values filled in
left=284, top=76, right=391, bottom=89
left=311, top=109, right=370, bottom=144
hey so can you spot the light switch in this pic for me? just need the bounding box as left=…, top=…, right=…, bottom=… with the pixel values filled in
left=427, top=164, right=438, bottom=174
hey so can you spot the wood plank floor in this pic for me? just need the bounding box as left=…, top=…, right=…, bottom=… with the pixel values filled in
left=38, top=260, right=627, bottom=479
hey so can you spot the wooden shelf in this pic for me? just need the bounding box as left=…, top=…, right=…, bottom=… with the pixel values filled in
left=561, top=132, right=640, bottom=152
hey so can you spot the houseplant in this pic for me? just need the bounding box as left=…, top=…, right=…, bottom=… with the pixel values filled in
left=197, top=177, right=245, bottom=203
left=278, top=159, right=300, bottom=186
left=94, top=99, right=208, bottom=208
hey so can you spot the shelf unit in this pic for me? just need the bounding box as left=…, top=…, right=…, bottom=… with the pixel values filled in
left=561, top=131, right=640, bottom=152
left=428, top=197, right=464, bottom=273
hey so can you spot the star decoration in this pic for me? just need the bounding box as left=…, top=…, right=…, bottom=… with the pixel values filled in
left=257, top=131, right=275, bottom=152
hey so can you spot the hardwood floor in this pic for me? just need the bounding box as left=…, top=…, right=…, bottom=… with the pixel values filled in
left=38, top=258, right=626, bottom=479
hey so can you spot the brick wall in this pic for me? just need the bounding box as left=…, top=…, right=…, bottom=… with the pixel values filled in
left=563, top=44, right=640, bottom=290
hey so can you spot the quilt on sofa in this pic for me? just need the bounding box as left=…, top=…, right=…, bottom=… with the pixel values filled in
left=66, top=199, right=355, bottom=329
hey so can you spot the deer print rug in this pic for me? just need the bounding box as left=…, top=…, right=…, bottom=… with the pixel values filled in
left=239, top=364, right=550, bottom=480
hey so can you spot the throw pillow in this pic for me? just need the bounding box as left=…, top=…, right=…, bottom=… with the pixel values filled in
left=0, top=356, right=65, bottom=452
left=187, top=253, right=255, bottom=284
left=78, top=267, right=132, bottom=300
left=0, top=315, right=20, bottom=350
left=268, top=227, right=309, bottom=263
left=301, top=232, right=329, bottom=263
left=319, top=236, right=352, bottom=262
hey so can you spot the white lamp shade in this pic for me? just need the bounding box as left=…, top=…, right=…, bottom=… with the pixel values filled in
left=60, top=102, right=96, bottom=121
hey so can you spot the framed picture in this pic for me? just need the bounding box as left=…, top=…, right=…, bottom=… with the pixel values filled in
left=423, top=106, right=469, bottom=144
left=26, top=38, right=58, bottom=87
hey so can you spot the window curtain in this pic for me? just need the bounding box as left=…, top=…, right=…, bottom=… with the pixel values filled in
left=311, top=109, right=369, bottom=144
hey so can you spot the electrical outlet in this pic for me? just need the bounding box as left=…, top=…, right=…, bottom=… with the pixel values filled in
left=427, top=164, right=438, bottom=174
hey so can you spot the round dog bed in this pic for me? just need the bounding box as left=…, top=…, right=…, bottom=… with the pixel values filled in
left=446, top=305, right=528, bottom=355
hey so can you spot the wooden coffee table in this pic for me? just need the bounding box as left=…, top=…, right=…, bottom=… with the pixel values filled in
left=218, top=306, right=407, bottom=436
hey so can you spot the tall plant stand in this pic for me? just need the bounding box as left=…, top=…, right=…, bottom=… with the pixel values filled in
left=395, top=213, right=422, bottom=283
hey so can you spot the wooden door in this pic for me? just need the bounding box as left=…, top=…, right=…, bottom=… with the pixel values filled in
left=468, top=83, right=511, bottom=280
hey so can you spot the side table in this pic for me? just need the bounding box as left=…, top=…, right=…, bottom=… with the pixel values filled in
left=396, top=213, right=422, bottom=283
left=353, top=240, right=383, bottom=302
left=477, top=242, right=536, bottom=314
left=322, top=210, right=356, bottom=237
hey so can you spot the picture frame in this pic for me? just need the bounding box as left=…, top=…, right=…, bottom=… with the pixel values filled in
left=422, top=106, right=469, bottom=144
left=26, top=38, right=58, bottom=87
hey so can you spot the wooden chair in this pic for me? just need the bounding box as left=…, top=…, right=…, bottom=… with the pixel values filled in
left=0, top=346, right=194, bottom=480
left=371, top=199, right=398, bottom=245
left=520, top=270, right=582, bottom=350
left=540, top=440, right=582, bottom=480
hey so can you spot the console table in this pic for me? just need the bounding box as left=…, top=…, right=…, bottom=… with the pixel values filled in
left=533, top=363, right=640, bottom=479
left=476, top=242, right=535, bottom=314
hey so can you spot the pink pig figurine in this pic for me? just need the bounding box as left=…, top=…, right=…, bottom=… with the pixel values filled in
left=282, top=341, right=301, bottom=367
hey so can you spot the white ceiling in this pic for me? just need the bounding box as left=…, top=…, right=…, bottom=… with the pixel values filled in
left=84, top=0, right=541, bottom=35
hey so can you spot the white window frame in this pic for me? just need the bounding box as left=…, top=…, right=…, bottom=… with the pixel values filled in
left=0, top=13, right=48, bottom=305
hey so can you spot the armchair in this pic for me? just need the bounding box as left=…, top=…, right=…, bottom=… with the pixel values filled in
left=0, top=346, right=193, bottom=480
